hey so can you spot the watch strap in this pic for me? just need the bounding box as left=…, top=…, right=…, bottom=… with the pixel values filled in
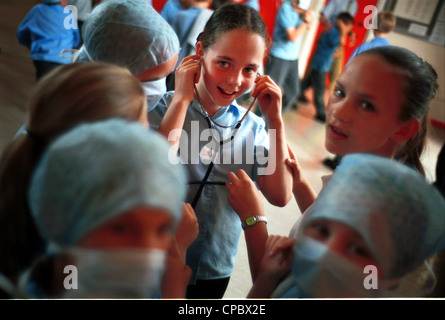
left=242, top=216, right=268, bottom=230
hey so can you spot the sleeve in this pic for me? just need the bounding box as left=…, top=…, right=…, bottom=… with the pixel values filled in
left=171, top=10, right=187, bottom=41
left=16, top=8, right=34, bottom=47
left=320, top=0, right=336, bottom=22
left=277, top=4, right=297, bottom=30
left=160, top=1, right=176, bottom=25
left=72, top=27, right=81, bottom=48
left=146, top=92, right=173, bottom=131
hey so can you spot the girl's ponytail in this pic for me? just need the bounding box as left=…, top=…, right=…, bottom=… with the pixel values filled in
left=394, top=115, right=428, bottom=177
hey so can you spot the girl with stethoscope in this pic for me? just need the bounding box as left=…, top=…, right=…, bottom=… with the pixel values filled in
left=149, top=3, right=293, bottom=299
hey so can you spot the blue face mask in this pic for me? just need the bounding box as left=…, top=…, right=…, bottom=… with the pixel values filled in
left=291, top=236, right=383, bottom=298
left=141, top=78, right=167, bottom=112
left=62, top=247, right=166, bottom=299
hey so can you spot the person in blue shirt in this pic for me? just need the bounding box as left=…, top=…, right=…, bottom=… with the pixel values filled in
left=319, top=0, right=358, bottom=94
left=298, top=12, right=354, bottom=122
left=349, top=11, right=396, bottom=60
left=17, top=0, right=81, bottom=80
left=149, top=3, right=293, bottom=298
left=161, top=0, right=193, bottom=25
left=166, top=0, right=213, bottom=91
left=231, top=0, right=259, bottom=11
left=265, top=0, right=312, bottom=114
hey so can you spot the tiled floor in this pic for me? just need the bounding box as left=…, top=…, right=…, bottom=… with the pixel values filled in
left=224, top=104, right=445, bottom=298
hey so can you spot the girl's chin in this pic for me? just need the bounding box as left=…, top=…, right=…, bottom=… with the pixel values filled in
left=217, top=92, right=239, bottom=104
left=324, top=141, right=345, bottom=157
left=213, top=94, right=240, bottom=106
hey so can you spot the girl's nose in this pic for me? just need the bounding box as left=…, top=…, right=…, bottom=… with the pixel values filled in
left=137, top=230, right=161, bottom=249
left=326, top=232, right=348, bottom=257
left=332, top=99, right=353, bottom=123
left=228, top=70, right=243, bottom=87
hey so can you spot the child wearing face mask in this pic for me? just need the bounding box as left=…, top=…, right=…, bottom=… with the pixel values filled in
left=74, top=0, right=180, bottom=113
left=149, top=3, right=293, bottom=298
left=248, top=153, right=445, bottom=298
left=6, top=119, right=193, bottom=299
left=0, top=62, right=148, bottom=285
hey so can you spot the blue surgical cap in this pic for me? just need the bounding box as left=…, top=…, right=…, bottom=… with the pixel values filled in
left=29, top=119, right=187, bottom=246
left=299, top=153, right=445, bottom=280
left=75, top=0, right=180, bottom=75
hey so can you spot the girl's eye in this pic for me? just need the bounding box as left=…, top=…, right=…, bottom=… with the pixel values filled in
left=333, top=88, right=345, bottom=98
left=157, top=223, right=173, bottom=237
left=110, top=223, right=131, bottom=234
left=349, top=242, right=372, bottom=259
left=315, top=224, right=330, bottom=237
left=218, top=61, right=229, bottom=68
left=244, top=67, right=256, bottom=75
left=307, top=222, right=330, bottom=240
left=360, top=101, right=376, bottom=111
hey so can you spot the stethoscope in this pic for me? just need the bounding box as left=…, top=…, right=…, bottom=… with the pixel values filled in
left=188, top=77, right=259, bottom=209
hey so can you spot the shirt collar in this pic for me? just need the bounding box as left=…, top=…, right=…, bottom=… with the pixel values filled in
left=190, top=98, right=242, bottom=120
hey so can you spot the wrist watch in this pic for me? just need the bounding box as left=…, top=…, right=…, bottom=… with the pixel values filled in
left=242, top=216, right=268, bottom=230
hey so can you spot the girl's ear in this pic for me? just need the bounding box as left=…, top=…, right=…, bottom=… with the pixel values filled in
left=392, top=118, right=420, bottom=143
left=195, top=41, right=204, bottom=58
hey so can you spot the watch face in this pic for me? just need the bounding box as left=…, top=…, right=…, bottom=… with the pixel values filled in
left=246, top=216, right=256, bottom=226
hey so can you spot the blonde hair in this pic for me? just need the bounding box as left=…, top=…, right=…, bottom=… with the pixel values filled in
left=0, top=62, right=146, bottom=283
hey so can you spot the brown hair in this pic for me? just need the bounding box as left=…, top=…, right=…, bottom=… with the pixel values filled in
left=197, top=3, right=269, bottom=51
left=359, top=46, right=439, bottom=176
left=336, top=12, right=355, bottom=26
left=0, top=62, right=146, bottom=283
left=377, top=11, right=396, bottom=34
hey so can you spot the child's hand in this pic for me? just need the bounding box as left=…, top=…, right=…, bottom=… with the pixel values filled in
left=174, top=203, right=199, bottom=260
left=173, top=54, right=201, bottom=104
left=258, top=235, right=295, bottom=283
left=161, top=238, right=192, bottom=298
left=252, top=75, right=282, bottom=125
left=348, top=30, right=357, bottom=47
left=285, top=144, right=317, bottom=213
left=285, top=144, right=304, bottom=192
left=302, top=9, right=312, bottom=24
left=226, top=169, right=265, bottom=222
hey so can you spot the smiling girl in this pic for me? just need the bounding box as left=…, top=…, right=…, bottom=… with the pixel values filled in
left=148, top=3, right=293, bottom=298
